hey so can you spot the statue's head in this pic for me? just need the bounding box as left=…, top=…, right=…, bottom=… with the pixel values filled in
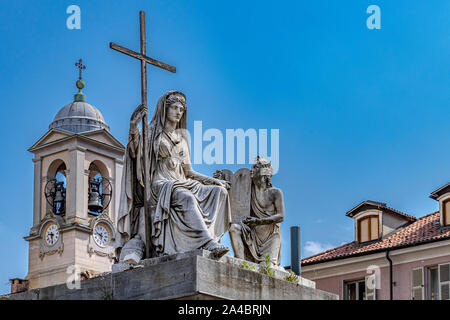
left=165, top=92, right=186, bottom=124
left=250, top=156, right=273, bottom=188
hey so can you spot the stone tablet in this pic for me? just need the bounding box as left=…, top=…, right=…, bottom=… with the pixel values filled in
left=214, top=168, right=252, bottom=223
left=229, top=168, right=252, bottom=223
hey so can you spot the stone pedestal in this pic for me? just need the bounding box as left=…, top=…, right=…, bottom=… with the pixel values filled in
left=1, top=250, right=337, bottom=300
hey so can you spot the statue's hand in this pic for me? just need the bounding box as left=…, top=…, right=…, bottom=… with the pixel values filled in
left=243, top=216, right=260, bottom=227
left=130, top=104, right=147, bottom=127
left=212, top=170, right=223, bottom=180
left=204, top=177, right=230, bottom=190
left=214, top=178, right=231, bottom=190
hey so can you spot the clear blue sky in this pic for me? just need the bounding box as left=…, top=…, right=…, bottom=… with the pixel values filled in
left=0, top=0, right=449, bottom=294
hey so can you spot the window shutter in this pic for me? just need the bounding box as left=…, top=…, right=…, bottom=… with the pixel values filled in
left=365, top=275, right=376, bottom=300
left=360, top=218, right=369, bottom=242
left=370, top=216, right=379, bottom=240
left=441, top=284, right=450, bottom=300
left=411, top=267, right=424, bottom=300
left=439, top=263, right=450, bottom=300
left=444, top=200, right=450, bottom=226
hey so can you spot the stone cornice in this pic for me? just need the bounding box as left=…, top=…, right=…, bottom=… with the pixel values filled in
left=29, top=131, right=125, bottom=156
left=60, top=223, right=92, bottom=233
left=30, top=135, right=125, bottom=160
left=24, top=222, right=92, bottom=241
left=114, top=158, right=125, bottom=165
left=68, top=145, right=87, bottom=152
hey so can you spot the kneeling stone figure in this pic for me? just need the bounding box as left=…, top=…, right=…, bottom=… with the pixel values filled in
left=229, top=156, right=285, bottom=268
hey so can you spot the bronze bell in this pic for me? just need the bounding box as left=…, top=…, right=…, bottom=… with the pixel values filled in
left=54, top=189, right=64, bottom=203
left=54, top=181, right=66, bottom=215
left=88, top=179, right=103, bottom=213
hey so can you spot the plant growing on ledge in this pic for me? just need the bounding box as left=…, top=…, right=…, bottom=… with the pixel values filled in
left=241, top=261, right=256, bottom=271
left=100, top=287, right=113, bottom=300
left=97, top=276, right=114, bottom=300
left=284, top=271, right=299, bottom=284
left=263, top=254, right=275, bottom=277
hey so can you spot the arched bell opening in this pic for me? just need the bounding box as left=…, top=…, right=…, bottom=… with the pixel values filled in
left=87, top=161, right=112, bottom=216
left=44, top=160, right=67, bottom=216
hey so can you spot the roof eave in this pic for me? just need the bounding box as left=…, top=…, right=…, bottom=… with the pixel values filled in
left=301, top=235, right=450, bottom=267
left=430, top=183, right=450, bottom=200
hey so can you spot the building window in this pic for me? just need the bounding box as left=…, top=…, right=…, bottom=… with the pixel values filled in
left=428, top=267, right=439, bottom=300
left=411, top=267, right=424, bottom=300
left=416, top=264, right=450, bottom=300
left=358, top=215, right=379, bottom=243
left=439, top=263, right=450, bottom=300
left=443, top=199, right=450, bottom=226
left=344, top=280, right=368, bottom=300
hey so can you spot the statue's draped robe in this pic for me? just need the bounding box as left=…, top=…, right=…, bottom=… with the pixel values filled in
left=116, top=91, right=231, bottom=257
left=239, top=185, right=281, bottom=265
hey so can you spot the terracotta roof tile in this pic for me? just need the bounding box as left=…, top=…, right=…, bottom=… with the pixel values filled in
left=302, top=212, right=450, bottom=266
left=382, top=205, right=417, bottom=221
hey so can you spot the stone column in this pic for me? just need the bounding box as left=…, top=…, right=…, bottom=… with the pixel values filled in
left=83, top=169, right=90, bottom=219
left=32, top=157, right=42, bottom=229
left=113, top=158, right=124, bottom=225
left=67, top=146, right=87, bottom=223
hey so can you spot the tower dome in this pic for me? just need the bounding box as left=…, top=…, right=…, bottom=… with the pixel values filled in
left=49, top=75, right=110, bottom=134
left=49, top=101, right=110, bottom=133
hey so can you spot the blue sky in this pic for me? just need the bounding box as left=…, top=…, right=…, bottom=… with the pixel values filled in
left=0, top=0, right=449, bottom=294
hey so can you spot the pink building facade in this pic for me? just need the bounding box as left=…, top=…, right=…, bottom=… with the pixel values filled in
left=301, top=183, right=450, bottom=300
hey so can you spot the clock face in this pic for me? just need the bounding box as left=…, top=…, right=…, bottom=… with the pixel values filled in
left=93, top=224, right=110, bottom=247
left=44, top=223, right=59, bottom=246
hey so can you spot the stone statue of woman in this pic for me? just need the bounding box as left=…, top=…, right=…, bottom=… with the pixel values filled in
left=115, top=91, right=231, bottom=260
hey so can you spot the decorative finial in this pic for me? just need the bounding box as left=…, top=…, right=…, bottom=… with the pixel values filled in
left=74, top=58, right=86, bottom=102
left=75, top=58, right=86, bottom=80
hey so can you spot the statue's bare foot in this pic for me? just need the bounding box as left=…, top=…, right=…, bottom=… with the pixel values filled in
left=202, top=240, right=229, bottom=258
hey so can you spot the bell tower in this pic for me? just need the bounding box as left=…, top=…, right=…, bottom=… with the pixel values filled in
left=24, top=60, right=125, bottom=290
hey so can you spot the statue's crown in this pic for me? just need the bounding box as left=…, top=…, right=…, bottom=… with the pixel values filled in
left=252, top=156, right=273, bottom=175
